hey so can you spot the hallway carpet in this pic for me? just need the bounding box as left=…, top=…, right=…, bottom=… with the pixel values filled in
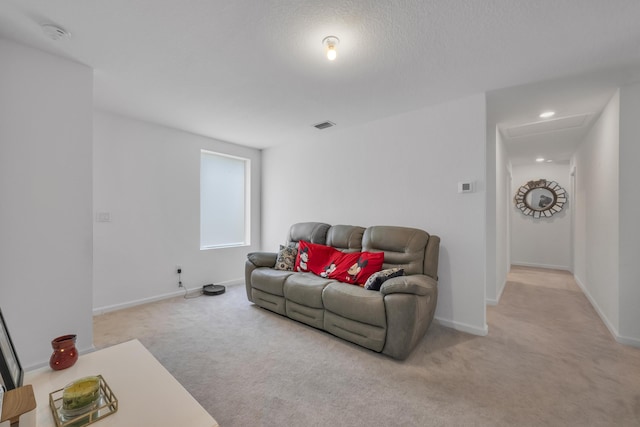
left=94, top=267, right=640, bottom=426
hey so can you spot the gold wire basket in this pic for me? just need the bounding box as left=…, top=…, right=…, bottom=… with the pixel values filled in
left=49, top=375, right=118, bottom=427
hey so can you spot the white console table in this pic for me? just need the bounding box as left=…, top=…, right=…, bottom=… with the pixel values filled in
left=23, top=339, right=218, bottom=427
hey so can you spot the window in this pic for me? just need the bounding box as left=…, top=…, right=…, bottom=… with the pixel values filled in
left=200, top=150, right=250, bottom=249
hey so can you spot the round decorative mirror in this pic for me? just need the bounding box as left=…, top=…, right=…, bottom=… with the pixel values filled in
left=514, top=179, right=567, bottom=218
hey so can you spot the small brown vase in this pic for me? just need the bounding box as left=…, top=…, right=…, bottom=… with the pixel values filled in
left=49, top=334, right=78, bottom=371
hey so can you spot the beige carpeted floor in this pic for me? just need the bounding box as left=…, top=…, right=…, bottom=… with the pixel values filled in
left=94, top=266, right=640, bottom=426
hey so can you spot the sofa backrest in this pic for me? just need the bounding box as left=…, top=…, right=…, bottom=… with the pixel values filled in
left=287, top=222, right=440, bottom=280
left=326, top=225, right=365, bottom=252
left=287, top=222, right=330, bottom=245
left=363, top=226, right=439, bottom=279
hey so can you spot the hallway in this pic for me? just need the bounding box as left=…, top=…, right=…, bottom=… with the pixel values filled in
left=487, top=265, right=640, bottom=424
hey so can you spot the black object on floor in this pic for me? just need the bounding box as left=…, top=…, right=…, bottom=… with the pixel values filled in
left=203, top=284, right=225, bottom=296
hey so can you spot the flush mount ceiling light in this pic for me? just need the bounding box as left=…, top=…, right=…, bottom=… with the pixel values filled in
left=322, top=36, right=340, bottom=61
left=539, top=111, right=555, bottom=118
left=41, top=23, right=71, bottom=40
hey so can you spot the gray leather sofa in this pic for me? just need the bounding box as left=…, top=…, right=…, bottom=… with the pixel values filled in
left=245, top=222, right=440, bottom=360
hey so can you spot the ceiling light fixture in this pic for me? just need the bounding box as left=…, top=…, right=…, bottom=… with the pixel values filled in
left=322, top=36, right=340, bottom=61
left=536, top=157, right=545, bottom=162
left=539, top=111, right=555, bottom=118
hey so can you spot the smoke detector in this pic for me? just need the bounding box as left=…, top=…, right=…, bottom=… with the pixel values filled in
left=41, top=24, right=71, bottom=41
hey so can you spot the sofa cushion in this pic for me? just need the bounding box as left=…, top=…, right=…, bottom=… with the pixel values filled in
left=274, top=244, right=298, bottom=271
left=364, top=268, right=405, bottom=291
left=284, top=273, right=334, bottom=309
left=251, top=268, right=294, bottom=296
left=327, top=251, right=384, bottom=285
left=322, top=282, right=386, bottom=327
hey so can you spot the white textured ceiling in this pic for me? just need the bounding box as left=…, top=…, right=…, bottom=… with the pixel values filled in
left=1, top=1, right=640, bottom=152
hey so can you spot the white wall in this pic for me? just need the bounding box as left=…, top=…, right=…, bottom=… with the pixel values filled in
left=93, top=111, right=261, bottom=312
left=485, top=124, right=497, bottom=305
left=572, top=90, right=620, bottom=333
left=262, top=94, right=488, bottom=336
left=510, top=162, right=572, bottom=270
left=618, top=83, right=640, bottom=345
left=0, top=39, right=94, bottom=369
left=492, top=128, right=511, bottom=303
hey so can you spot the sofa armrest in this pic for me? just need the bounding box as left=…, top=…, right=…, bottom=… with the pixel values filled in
left=247, top=251, right=278, bottom=268
left=245, top=252, right=278, bottom=303
left=381, top=274, right=438, bottom=359
left=379, top=274, right=437, bottom=296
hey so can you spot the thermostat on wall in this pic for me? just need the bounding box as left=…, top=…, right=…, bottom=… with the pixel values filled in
left=458, top=182, right=474, bottom=193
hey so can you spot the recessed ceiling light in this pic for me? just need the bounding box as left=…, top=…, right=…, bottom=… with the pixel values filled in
left=539, top=111, right=555, bottom=118
left=536, top=157, right=545, bottom=162
left=546, top=159, right=553, bottom=163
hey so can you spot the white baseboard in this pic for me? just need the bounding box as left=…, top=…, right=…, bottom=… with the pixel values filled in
left=573, top=275, right=618, bottom=337
left=486, top=278, right=508, bottom=306
left=616, top=334, right=640, bottom=348
left=511, top=261, right=571, bottom=271
left=93, top=278, right=244, bottom=316
left=434, top=317, right=488, bottom=336
left=573, top=275, right=640, bottom=348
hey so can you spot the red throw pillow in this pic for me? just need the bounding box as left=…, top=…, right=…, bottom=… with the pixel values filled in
left=295, top=241, right=338, bottom=275
left=328, top=251, right=384, bottom=286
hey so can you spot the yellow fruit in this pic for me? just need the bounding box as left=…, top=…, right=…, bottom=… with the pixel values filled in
left=62, top=376, right=100, bottom=411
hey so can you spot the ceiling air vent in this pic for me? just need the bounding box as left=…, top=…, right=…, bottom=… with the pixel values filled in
left=313, top=121, right=335, bottom=130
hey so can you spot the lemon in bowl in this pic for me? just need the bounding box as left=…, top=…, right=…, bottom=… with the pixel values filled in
left=61, top=376, right=101, bottom=416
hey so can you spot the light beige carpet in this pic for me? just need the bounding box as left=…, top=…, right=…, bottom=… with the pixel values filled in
left=94, top=267, right=640, bottom=426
